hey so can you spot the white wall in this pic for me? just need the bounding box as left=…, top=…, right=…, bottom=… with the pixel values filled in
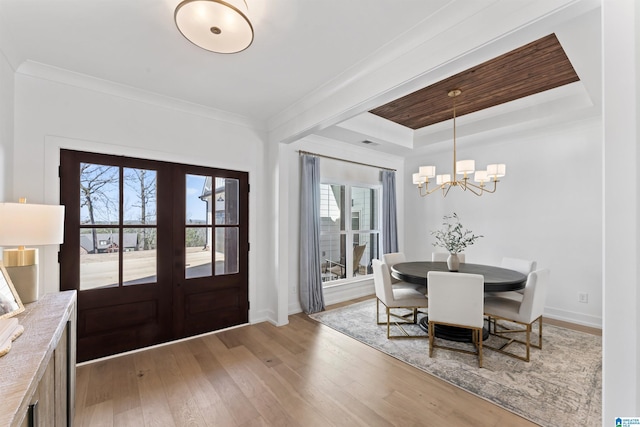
left=602, top=0, right=639, bottom=419
left=0, top=51, right=13, bottom=200
left=279, top=135, right=405, bottom=314
left=10, top=69, right=276, bottom=325
left=404, top=117, right=602, bottom=327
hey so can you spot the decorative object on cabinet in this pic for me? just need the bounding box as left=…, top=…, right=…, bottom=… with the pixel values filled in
left=0, top=318, right=24, bottom=357
left=0, top=261, right=24, bottom=319
left=0, top=198, right=65, bottom=303
left=0, top=262, right=24, bottom=358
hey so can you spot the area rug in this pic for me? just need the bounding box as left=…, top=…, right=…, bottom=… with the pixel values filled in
left=309, top=298, right=601, bottom=427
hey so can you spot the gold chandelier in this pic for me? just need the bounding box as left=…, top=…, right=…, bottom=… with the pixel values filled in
left=412, top=89, right=506, bottom=197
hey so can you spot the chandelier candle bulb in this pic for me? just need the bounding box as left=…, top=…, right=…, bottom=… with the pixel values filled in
left=474, top=170, right=489, bottom=183
left=419, top=165, right=436, bottom=179
left=487, top=163, right=506, bottom=178
left=436, top=174, right=451, bottom=185
left=456, top=160, right=475, bottom=175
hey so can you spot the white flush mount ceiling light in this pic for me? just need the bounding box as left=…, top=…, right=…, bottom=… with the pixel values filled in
left=175, top=0, right=254, bottom=54
left=412, top=89, right=506, bottom=197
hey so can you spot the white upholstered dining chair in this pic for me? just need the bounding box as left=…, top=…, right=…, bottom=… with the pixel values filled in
left=382, top=252, right=406, bottom=284
left=382, top=252, right=425, bottom=293
left=484, top=268, right=550, bottom=362
left=427, top=271, right=484, bottom=367
left=372, top=259, right=428, bottom=339
left=501, top=257, right=538, bottom=276
left=485, top=257, right=538, bottom=300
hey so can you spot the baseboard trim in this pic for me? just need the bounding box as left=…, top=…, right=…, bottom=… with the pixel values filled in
left=289, top=278, right=375, bottom=315
left=544, top=306, right=602, bottom=330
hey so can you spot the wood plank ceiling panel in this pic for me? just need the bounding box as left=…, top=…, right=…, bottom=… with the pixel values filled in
left=369, top=33, right=580, bottom=130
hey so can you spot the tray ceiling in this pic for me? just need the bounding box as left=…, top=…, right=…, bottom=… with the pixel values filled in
left=369, top=33, right=580, bottom=130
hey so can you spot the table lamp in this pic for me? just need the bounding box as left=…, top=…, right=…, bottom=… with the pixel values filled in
left=0, top=198, right=65, bottom=303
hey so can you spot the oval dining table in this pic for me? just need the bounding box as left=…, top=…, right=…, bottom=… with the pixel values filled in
left=390, top=261, right=527, bottom=342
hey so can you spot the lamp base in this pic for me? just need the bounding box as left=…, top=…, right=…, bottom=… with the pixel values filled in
left=3, top=248, right=37, bottom=266
left=5, top=265, right=38, bottom=304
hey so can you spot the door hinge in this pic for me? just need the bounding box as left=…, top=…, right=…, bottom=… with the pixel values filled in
left=248, top=301, right=250, bottom=310
left=248, top=242, right=250, bottom=251
left=57, top=251, right=61, bottom=263
left=58, top=165, right=62, bottom=178
left=248, top=183, right=250, bottom=192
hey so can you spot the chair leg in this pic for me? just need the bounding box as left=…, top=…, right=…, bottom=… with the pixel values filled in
left=487, top=316, right=498, bottom=334
left=429, top=323, right=483, bottom=367
left=484, top=315, right=544, bottom=362
left=525, top=324, right=531, bottom=362
left=428, top=322, right=434, bottom=357
left=476, top=329, right=483, bottom=368
left=376, top=302, right=428, bottom=339
left=538, top=317, right=543, bottom=349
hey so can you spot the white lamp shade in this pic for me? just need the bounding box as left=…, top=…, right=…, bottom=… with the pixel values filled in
left=175, top=0, right=254, bottom=54
left=0, top=203, right=65, bottom=246
left=487, top=163, right=506, bottom=178
left=419, top=165, right=436, bottom=178
left=436, top=174, right=451, bottom=185
left=474, top=170, right=489, bottom=183
left=456, top=160, right=475, bottom=174
left=412, top=173, right=424, bottom=185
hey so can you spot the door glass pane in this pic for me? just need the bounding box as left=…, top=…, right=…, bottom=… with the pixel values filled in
left=186, top=227, right=212, bottom=279
left=80, top=163, right=120, bottom=225
left=186, top=174, right=213, bottom=279
left=215, top=227, right=238, bottom=275
left=186, top=174, right=210, bottom=225
left=80, top=228, right=120, bottom=290
left=124, top=168, right=157, bottom=225
left=123, top=227, right=157, bottom=285
left=214, top=177, right=239, bottom=225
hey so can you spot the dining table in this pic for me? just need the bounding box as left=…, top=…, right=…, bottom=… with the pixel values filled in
left=390, top=261, right=527, bottom=342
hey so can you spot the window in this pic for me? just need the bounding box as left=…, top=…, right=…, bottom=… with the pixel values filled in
left=320, top=183, right=380, bottom=284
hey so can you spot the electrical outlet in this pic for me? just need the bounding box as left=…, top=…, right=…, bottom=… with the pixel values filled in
left=578, top=292, right=589, bottom=303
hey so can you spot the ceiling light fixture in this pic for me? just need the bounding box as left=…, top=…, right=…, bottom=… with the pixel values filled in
left=412, top=89, right=506, bottom=197
left=174, top=0, right=254, bottom=54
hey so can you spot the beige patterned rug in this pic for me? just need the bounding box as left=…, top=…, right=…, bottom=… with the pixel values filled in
left=310, top=298, right=601, bottom=427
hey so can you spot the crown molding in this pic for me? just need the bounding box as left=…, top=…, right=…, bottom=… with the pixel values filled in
left=16, top=60, right=265, bottom=132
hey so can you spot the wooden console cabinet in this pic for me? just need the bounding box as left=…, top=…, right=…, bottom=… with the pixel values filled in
left=0, top=291, right=77, bottom=427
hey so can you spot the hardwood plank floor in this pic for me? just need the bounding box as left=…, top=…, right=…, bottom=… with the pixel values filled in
left=76, top=296, right=595, bottom=426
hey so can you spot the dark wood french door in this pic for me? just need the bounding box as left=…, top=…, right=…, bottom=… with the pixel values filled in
left=59, top=150, right=249, bottom=362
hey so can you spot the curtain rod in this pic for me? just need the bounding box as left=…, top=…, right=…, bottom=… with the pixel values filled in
left=298, top=150, right=396, bottom=172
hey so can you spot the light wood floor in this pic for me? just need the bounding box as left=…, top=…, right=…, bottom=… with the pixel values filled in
left=75, top=296, right=598, bottom=426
